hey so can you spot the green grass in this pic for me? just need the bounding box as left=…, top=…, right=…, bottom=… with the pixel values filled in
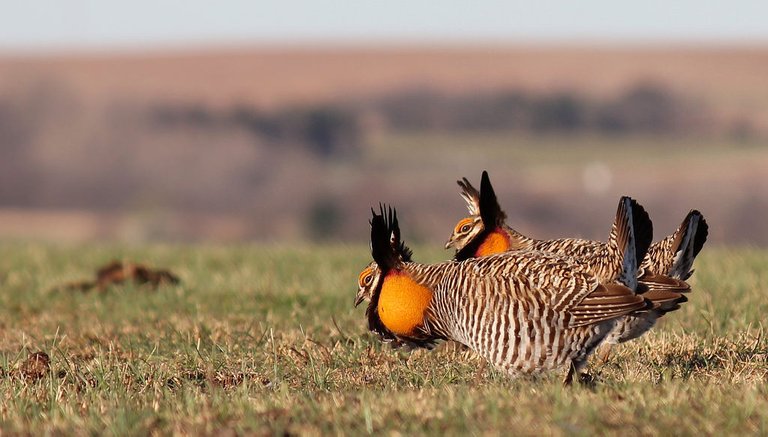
left=1, top=242, right=767, bottom=435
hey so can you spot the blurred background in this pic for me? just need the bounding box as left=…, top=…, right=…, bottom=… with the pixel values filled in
left=1, top=1, right=766, bottom=245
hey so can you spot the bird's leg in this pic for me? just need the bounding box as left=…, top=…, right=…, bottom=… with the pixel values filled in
left=596, top=343, right=614, bottom=363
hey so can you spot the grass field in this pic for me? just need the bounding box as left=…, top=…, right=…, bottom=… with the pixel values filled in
left=1, top=242, right=767, bottom=435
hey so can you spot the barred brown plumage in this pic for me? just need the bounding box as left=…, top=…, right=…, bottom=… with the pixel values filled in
left=447, top=171, right=697, bottom=346
left=362, top=205, right=652, bottom=383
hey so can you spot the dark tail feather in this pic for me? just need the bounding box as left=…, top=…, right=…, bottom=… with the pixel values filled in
left=668, top=210, right=709, bottom=280
left=692, top=213, right=709, bottom=258
left=630, top=199, right=654, bottom=267
left=611, top=196, right=654, bottom=290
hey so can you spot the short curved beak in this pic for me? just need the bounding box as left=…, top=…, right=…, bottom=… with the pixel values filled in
left=444, top=239, right=454, bottom=250
left=354, top=292, right=365, bottom=308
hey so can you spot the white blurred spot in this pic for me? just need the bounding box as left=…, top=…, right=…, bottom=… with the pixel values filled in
left=582, top=161, right=612, bottom=195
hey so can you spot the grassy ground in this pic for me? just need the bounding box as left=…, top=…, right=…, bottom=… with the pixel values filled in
left=0, top=242, right=767, bottom=435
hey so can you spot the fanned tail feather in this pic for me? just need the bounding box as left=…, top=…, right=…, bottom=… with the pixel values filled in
left=610, top=196, right=653, bottom=291
left=668, top=210, right=709, bottom=280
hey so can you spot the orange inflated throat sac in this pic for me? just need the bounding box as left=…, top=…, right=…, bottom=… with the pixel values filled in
left=377, top=272, right=433, bottom=336
left=475, top=229, right=510, bottom=257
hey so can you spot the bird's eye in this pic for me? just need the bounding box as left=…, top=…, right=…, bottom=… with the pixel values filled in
left=364, top=274, right=373, bottom=285
left=460, top=224, right=471, bottom=233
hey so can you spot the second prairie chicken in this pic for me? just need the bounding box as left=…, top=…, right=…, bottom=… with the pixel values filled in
left=445, top=171, right=703, bottom=346
left=447, top=171, right=708, bottom=281
left=360, top=203, right=673, bottom=383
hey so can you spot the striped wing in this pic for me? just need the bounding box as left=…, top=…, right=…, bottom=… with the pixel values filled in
left=467, top=251, right=647, bottom=329
left=567, top=283, right=648, bottom=327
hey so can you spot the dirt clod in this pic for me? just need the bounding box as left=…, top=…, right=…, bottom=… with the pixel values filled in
left=20, top=351, right=50, bottom=382
left=57, top=261, right=181, bottom=292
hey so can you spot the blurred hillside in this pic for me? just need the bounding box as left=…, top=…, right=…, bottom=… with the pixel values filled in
left=0, top=46, right=766, bottom=245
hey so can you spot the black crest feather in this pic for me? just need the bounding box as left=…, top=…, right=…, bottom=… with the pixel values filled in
left=479, top=170, right=506, bottom=227
left=370, top=204, right=412, bottom=271
left=389, top=206, right=414, bottom=262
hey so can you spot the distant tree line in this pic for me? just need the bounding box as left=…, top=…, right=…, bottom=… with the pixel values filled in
left=373, top=82, right=708, bottom=134
left=148, top=82, right=730, bottom=162
left=149, top=104, right=362, bottom=159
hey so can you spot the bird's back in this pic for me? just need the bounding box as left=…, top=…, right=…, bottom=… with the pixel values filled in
left=412, top=251, right=643, bottom=375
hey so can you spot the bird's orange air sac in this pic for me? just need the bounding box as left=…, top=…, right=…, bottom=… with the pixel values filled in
left=377, top=272, right=432, bottom=336
left=475, top=230, right=511, bottom=257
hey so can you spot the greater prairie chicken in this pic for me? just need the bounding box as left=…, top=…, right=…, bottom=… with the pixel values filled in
left=355, top=215, right=420, bottom=349
left=361, top=203, right=661, bottom=383
left=447, top=173, right=708, bottom=282
left=445, top=171, right=700, bottom=345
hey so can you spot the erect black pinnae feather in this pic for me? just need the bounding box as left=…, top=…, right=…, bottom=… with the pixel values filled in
left=390, top=208, right=414, bottom=262
left=370, top=204, right=404, bottom=272
left=479, top=170, right=506, bottom=227
left=390, top=206, right=415, bottom=262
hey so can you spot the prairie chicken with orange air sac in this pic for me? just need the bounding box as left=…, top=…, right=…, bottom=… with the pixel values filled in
left=362, top=203, right=660, bottom=383
left=445, top=171, right=699, bottom=345
left=447, top=172, right=708, bottom=282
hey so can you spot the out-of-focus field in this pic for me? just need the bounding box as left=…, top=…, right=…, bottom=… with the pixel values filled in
left=1, top=133, right=767, bottom=244
left=2, top=46, right=767, bottom=244
left=1, top=243, right=766, bottom=434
